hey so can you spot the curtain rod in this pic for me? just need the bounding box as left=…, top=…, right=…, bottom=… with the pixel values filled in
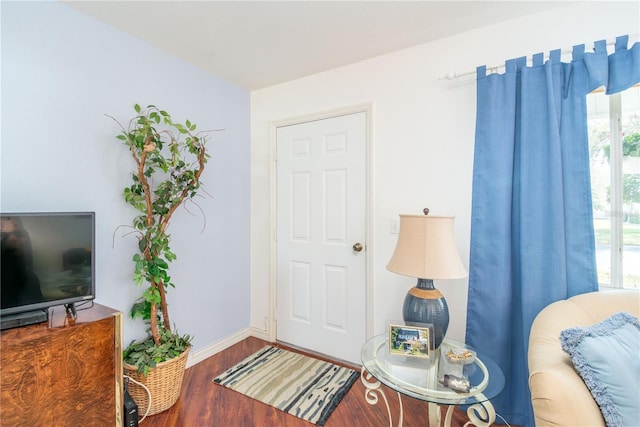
left=440, top=36, right=638, bottom=81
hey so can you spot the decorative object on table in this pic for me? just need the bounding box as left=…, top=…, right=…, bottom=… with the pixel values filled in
left=444, top=347, right=477, bottom=365
left=388, top=323, right=431, bottom=358
left=387, top=208, right=467, bottom=349
left=439, top=374, right=471, bottom=393
left=213, top=345, right=359, bottom=426
left=109, top=104, right=217, bottom=415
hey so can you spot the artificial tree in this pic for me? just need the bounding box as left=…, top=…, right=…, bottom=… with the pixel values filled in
left=110, top=103, right=212, bottom=374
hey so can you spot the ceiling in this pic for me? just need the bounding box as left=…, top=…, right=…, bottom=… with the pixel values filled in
left=65, top=1, right=570, bottom=91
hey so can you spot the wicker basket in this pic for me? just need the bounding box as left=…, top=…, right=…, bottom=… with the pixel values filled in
left=124, top=347, right=190, bottom=416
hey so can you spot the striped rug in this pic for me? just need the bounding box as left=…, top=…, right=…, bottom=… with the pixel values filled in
left=213, top=345, right=359, bottom=426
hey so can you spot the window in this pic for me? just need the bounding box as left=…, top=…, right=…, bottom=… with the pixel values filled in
left=588, top=85, right=640, bottom=289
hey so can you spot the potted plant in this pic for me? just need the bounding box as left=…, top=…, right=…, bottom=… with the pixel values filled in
left=109, top=103, right=212, bottom=415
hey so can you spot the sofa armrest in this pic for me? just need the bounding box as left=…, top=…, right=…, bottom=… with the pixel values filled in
left=528, top=299, right=605, bottom=426
left=529, top=346, right=604, bottom=426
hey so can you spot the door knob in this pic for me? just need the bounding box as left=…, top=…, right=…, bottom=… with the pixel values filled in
left=352, top=242, right=363, bottom=252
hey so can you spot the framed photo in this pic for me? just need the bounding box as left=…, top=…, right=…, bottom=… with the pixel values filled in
left=388, top=324, right=431, bottom=359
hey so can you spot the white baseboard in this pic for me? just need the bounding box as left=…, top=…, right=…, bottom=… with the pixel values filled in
left=249, top=326, right=270, bottom=341
left=186, top=328, right=251, bottom=368
left=185, top=327, right=272, bottom=368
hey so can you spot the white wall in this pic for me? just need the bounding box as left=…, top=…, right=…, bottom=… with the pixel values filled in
left=1, top=1, right=251, bottom=353
left=250, top=2, right=640, bottom=342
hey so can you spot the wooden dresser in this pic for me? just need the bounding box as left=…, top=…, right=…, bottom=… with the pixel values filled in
left=0, top=303, right=123, bottom=427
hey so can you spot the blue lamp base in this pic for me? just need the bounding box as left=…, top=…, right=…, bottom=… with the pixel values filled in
left=402, top=278, right=449, bottom=349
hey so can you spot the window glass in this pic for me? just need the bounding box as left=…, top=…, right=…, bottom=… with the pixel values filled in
left=621, top=88, right=640, bottom=288
left=587, top=86, right=640, bottom=289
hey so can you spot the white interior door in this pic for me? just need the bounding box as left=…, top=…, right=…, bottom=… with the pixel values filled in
left=276, top=111, right=366, bottom=364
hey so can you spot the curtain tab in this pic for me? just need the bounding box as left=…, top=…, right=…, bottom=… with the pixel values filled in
left=477, top=65, right=487, bottom=79
left=572, top=44, right=585, bottom=61
left=505, top=58, right=518, bottom=73
left=549, top=49, right=561, bottom=63
left=615, top=35, right=629, bottom=51
left=594, top=40, right=607, bottom=54
left=532, top=53, right=544, bottom=67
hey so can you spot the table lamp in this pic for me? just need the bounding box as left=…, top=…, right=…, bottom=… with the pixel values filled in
left=387, top=209, right=467, bottom=349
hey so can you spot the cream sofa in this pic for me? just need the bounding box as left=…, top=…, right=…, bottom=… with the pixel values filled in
left=528, top=289, right=640, bottom=426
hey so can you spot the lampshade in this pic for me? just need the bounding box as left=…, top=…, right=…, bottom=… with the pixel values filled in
left=387, top=215, right=467, bottom=279
left=387, top=213, right=467, bottom=349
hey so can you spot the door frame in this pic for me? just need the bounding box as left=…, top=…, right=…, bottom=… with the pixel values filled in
left=267, top=103, right=374, bottom=349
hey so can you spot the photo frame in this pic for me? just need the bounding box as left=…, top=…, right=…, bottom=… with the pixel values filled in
left=388, top=323, right=432, bottom=359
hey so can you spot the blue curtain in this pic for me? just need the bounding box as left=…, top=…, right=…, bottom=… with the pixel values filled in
left=466, top=35, right=640, bottom=426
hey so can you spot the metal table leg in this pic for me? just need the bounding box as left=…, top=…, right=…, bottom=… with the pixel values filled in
left=361, top=367, right=403, bottom=427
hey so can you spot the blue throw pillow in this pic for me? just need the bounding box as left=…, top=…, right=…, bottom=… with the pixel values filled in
left=560, top=312, right=640, bottom=427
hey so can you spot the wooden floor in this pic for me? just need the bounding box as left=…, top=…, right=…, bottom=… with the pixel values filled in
left=143, top=336, right=496, bottom=426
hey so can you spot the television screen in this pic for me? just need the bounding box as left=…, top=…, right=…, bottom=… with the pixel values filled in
left=1, top=212, right=95, bottom=320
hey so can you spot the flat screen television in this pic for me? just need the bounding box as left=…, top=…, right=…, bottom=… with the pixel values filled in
left=1, top=212, right=95, bottom=330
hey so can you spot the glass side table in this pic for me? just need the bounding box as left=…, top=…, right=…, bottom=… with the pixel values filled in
left=361, top=333, right=505, bottom=427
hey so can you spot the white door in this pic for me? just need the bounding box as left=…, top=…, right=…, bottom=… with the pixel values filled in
left=276, top=111, right=366, bottom=364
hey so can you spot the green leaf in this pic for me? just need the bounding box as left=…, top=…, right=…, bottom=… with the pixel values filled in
left=132, top=273, right=143, bottom=286
left=138, top=238, right=147, bottom=253
left=134, top=104, right=141, bottom=113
